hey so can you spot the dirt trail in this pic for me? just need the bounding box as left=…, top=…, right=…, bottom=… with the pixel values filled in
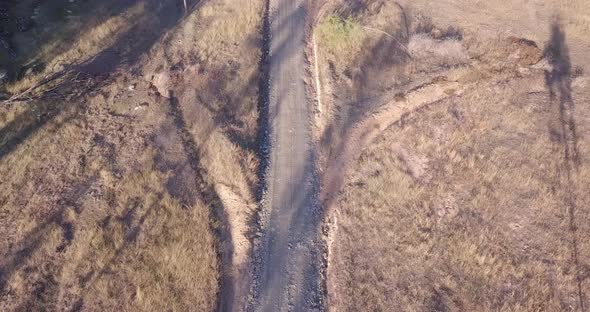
left=322, top=79, right=466, bottom=207
left=248, top=0, right=325, bottom=311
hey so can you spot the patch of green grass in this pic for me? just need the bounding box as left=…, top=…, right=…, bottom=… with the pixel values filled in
left=317, top=15, right=364, bottom=58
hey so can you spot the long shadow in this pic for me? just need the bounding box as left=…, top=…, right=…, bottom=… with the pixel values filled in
left=282, top=152, right=325, bottom=311
left=248, top=0, right=312, bottom=234
left=197, top=65, right=262, bottom=202
left=168, top=90, right=235, bottom=312
left=255, top=0, right=272, bottom=205
left=0, top=0, right=203, bottom=81
left=320, top=3, right=412, bottom=210
left=247, top=0, right=329, bottom=309
left=156, top=44, right=264, bottom=311
left=1, top=0, right=203, bottom=307
left=0, top=100, right=57, bottom=158
left=68, top=196, right=161, bottom=312
left=0, top=177, right=96, bottom=297
left=251, top=151, right=324, bottom=311
left=0, top=0, right=197, bottom=161
left=66, top=88, right=228, bottom=310
left=6, top=86, right=221, bottom=310
left=544, top=21, right=586, bottom=312
left=2, top=0, right=298, bottom=308
left=0, top=0, right=135, bottom=79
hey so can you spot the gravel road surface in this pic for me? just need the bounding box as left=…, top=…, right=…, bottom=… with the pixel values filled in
left=248, top=0, right=325, bottom=311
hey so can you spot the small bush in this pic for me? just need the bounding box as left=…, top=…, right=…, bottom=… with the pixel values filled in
left=317, top=15, right=364, bottom=57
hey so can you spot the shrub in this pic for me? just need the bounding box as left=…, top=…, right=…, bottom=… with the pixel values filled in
left=317, top=15, right=364, bottom=58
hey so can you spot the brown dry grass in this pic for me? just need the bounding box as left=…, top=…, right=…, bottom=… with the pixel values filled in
left=0, top=0, right=263, bottom=310
left=319, top=0, right=590, bottom=311
left=331, top=75, right=590, bottom=310
left=1, top=1, right=147, bottom=94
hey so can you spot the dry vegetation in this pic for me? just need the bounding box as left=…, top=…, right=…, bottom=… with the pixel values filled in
left=317, top=0, right=590, bottom=311
left=1, top=1, right=150, bottom=94
left=317, top=15, right=365, bottom=62
left=1, top=0, right=263, bottom=310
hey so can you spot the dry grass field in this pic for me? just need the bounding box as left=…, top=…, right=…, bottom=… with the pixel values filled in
left=0, top=0, right=263, bottom=310
left=317, top=0, right=590, bottom=311
left=3, top=0, right=589, bottom=310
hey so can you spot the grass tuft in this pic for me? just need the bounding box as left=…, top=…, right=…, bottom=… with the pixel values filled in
left=317, top=15, right=365, bottom=59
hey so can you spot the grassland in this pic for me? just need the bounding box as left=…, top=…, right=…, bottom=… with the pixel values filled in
left=0, top=0, right=263, bottom=310
left=317, top=0, right=590, bottom=311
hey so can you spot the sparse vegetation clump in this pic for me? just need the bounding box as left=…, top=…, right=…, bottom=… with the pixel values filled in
left=317, top=15, right=365, bottom=59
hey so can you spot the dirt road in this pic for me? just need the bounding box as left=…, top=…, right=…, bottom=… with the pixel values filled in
left=248, top=0, right=325, bottom=311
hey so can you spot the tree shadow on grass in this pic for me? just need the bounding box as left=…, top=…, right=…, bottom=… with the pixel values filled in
left=320, top=2, right=412, bottom=211
left=0, top=0, right=201, bottom=82
left=0, top=0, right=205, bottom=308
left=67, top=196, right=161, bottom=312
left=544, top=20, right=586, bottom=312
left=0, top=0, right=135, bottom=81
left=0, top=0, right=200, bottom=161
left=168, top=90, right=236, bottom=312
left=0, top=177, right=97, bottom=304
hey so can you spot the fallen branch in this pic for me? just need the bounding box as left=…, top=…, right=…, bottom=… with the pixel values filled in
left=1, top=67, right=73, bottom=105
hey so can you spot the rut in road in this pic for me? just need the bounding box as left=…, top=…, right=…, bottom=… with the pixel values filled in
left=248, top=0, right=325, bottom=311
